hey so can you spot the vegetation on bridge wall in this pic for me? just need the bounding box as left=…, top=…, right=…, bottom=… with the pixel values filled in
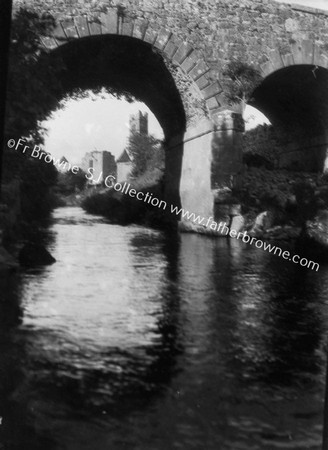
left=243, top=124, right=285, bottom=169
left=2, top=8, right=61, bottom=227
left=13, top=0, right=328, bottom=122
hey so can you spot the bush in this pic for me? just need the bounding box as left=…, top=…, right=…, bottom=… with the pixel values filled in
left=128, top=131, right=164, bottom=178
left=82, top=181, right=175, bottom=230
left=56, top=169, right=87, bottom=196
left=243, top=152, right=273, bottom=169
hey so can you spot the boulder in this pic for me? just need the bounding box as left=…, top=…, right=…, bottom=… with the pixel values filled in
left=303, top=209, right=328, bottom=256
left=230, top=214, right=245, bottom=233
left=262, top=225, right=301, bottom=241
left=19, top=243, right=56, bottom=267
left=315, top=186, right=328, bottom=209
left=249, top=211, right=274, bottom=237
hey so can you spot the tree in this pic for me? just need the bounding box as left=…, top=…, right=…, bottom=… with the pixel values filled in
left=127, top=131, right=164, bottom=178
left=5, top=7, right=65, bottom=144
left=3, top=8, right=63, bottom=221
left=56, top=169, right=87, bottom=195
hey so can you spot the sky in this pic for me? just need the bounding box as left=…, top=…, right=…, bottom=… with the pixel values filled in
left=42, top=94, right=164, bottom=165
left=275, top=0, right=328, bottom=9
left=43, top=95, right=269, bottom=165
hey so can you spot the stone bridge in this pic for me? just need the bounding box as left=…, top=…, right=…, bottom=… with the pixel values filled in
left=14, top=0, right=328, bottom=224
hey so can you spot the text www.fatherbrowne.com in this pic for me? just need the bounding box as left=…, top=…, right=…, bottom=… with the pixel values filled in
left=169, top=205, right=319, bottom=272
left=6, top=138, right=320, bottom=272
left=100, top=176, right=319, bottom=273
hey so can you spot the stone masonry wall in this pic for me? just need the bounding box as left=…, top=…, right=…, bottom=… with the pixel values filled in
left=13, top=0, right=328, bottom=73
left=12, top=0, right=328, bottom=123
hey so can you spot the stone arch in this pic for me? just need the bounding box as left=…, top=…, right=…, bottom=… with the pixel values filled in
left=40, top=6, right=223, bottom=125
left=249, top=39, right=328, bottom=172
left=259, top=39, right=328, bottom=77
left=32, top=6, right=229, bottom=213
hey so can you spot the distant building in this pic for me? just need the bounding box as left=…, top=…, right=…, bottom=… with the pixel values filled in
left=56, top=156, right=71, bottom=173
left=81, top=150, right=116, bottom=184
left=116, top=148, right=133, bottom=183
left=115, top=111, right=149, bottom=183
left=130, top=111, right=148, bottom=136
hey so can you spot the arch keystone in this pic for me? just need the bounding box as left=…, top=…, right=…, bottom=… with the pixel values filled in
left=144, top=28, right=157, bottom=45
left=164, top=35, right=182, bottom=59
left=189, top=60, right=210, bottom=81
left=196, top=74, right=210, bottom=90
left=260, top=60, right=275, bottom=77
left=180, top=52, right=198, bottom=73
left=313, top=43, right=323, bottom=66
left=100, top=11, right=118, bottom=35
left=40, top=36, right=58, bottom=50
left=291, top=41, right=304, bottom=65
left=154, top=28, right=171, bottom=51
left=61, top=18, right=79, bottom=39
left=206, top=96, right=219, bottom=110
left=53, top=21, right=68, bottom=42
left=74, top=16, right=90, bottom=38
left=132, top=19, right=149, bottom=40
left=202, top=82, right=222, bottom=100
left=268, top=49, right=284, bottom=70
left=121, top=18, right=133, bottom=37
left=88, top=17, right=102, bottom=36
left=317, top=53, right=328, bottom=69
left=216, top=92, right=227, bottom=107
left=281, top=52, right=294, bottom=67
left=173, top=42, right=193, bottom=65
left=301, top=39, right=315, bottom=64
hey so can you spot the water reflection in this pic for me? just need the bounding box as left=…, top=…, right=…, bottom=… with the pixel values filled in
left=0, top=207, right=327, bottom=450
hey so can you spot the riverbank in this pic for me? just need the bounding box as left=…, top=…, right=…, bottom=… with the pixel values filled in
left=81, top=168, right=328, bottom=252
left=82, top=182, right=175, bottom=230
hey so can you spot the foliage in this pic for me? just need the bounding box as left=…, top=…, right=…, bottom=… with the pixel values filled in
left=82, top=191, right=128, bottom=219
left=127, top=131, right=164, bottom=178
left=56, top=169, right=87, bottom=195
left=82, top=183, right=173, bottom=230
left=5, top=7, right=64, bottom=144
left=5, top=7, right=136, bottom=142
left=3, top=8, right=63, bottom=222
left=243, top=124, right=283, bottom=168
left=19, top=150, right=58, bottom=221
left=293, top=180, right=317, bottom=222
left=223, top=60, right=262, bottom=109
left=240, top=167, right=328, bottom=225
left=243, top=153, right=273, bottom=170
left=241, top=167, right=309, bottom=211
left=321, top=172, right=328, bottom=185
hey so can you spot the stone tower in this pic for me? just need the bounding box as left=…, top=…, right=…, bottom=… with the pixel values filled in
left=130, top=111, right=148, bottom=136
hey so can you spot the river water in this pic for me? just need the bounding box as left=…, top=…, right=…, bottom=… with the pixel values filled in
left=1, top=206, right=328, bottom=450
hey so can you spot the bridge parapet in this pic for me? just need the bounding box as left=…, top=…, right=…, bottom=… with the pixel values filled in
left=12, top=0, right=328, bottom=123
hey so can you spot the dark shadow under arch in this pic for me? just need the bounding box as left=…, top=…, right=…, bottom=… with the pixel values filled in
left=249, top=65, right=328, bottom=171
left=48, top=34, right=187, bottom=140
left=251, top=65, right=328, bottom=137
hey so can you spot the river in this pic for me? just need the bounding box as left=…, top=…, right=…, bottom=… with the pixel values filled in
left=0, top=206, right=328, bottom=450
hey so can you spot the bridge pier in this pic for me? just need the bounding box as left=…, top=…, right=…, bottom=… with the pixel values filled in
left=171, top=110, right=244, bottom=229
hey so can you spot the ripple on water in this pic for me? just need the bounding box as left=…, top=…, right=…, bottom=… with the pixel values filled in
left=0, top=207, right=327, bottom=450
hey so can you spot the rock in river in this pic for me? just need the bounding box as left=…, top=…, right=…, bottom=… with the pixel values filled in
left=303, top=209, right=328, bottom=257
left=19, top=243, right=56, bottom=267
